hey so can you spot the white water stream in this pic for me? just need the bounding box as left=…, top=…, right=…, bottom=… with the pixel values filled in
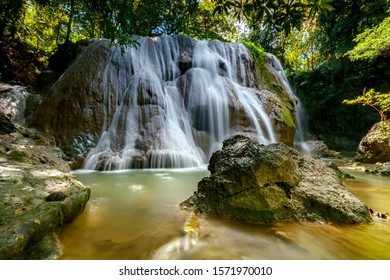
left=83, top=36, right=278, bottom=170
left=266, top=54, right=312, bottom=155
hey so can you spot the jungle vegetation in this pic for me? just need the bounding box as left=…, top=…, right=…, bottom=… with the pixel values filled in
left=1, top=0, right=389, bottom=149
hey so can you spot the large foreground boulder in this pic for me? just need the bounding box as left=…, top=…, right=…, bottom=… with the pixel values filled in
left=355, top=121, right=390, bottom=163
left=181, top=135, right=372, bottom=224
left=0, top=132, right=90, bottom=259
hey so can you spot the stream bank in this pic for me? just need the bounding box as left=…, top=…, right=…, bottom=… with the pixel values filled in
left=0, top=130, right=90, bottom=259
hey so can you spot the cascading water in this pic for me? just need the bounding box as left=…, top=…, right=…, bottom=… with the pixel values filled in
left=83, top=36, right=280, bottom=170
left=266, top=54, right=312, bottom=155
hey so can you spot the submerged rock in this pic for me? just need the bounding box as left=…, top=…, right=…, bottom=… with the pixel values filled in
left=355, top=121, right=390, bottom=163
left=181, top=135, right=372, bottom=225
left=365, top=162, right=390, bottom=176
left=0, top=132, right=90, bottom=259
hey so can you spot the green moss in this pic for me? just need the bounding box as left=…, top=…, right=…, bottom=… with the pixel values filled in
left=242, top=41, right=266, bottom=65
left=256, top=60, right=289, bottom=100
left=9, top=150, right=35, bottom=164
left=378, top=120, right=390, bottom=139
left=279, top=104, right=296, bottom=128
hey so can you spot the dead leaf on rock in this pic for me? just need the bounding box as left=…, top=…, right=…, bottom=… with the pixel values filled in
left=14, top=207, right=28, bottom=214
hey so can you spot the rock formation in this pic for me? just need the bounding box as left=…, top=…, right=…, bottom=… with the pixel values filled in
left=30, top=35, right=297, bottom=170
left=181, top=135, right=372, bottom=225
left=0, top=131, right=90, bottom=259
left=355, top=120, right=390, bottom=163
left=0, top=83, right=34, bottom=126
left=365, top=162, right=390, bottom=176
left=297, top=140, right=341, bottom=159
left=0, top=84, right=90, bottom=259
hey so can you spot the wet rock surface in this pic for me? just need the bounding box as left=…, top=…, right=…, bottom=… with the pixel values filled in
left=355, top=121, right=390, bottom=163
left=181, top=135, right=372, bottom=225
left=296, top=140, right=341, bottom=159
left=0, top=132, right=90, bottom=259
left=365, top=162, right=390, bottom=176
left=29, top=36, right=297, bottom=169
left=0, top=111, right=15, bottom=134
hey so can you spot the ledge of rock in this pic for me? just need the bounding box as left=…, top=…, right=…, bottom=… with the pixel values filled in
left=0, top=132, right=90, bottom=259
left=181, top=135, right=372, bottom=225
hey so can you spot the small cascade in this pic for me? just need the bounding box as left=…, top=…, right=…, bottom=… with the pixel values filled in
left=83, top=36, right=281, bottom=170
left=266, top=54, right=312, bottom=155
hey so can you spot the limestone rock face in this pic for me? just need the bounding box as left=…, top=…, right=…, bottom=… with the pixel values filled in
left=355, top=121, right=390, bottom=163
left=30, top=40, right=109, bottom=160
left=181, top=135, right=372, bottom=224
left=30, top=36, right=297, bottom=169
left=0, top=83, right=33, bottom=126
left=0, top=132, right=90, bottom=259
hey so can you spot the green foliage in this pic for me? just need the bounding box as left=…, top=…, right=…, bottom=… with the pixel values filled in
left=242, top=41, right=265, bottom=64
left=17, top=3, right=79, bottom=55
left=1, top=0, right=203, bottom=52
left=315, top=0, right=390, bottom=61
left=280, top=18, right=321, bottom=72
left=213, top=0, right=334, bottom=53
left=282, top=0, right=390, bottom=150
left=180, top=0, right=241, bottom=41
left=289, top=57, right=390, bottom=148
left=347, top=16, right=390, bottom=61
left=343, top=89, right=390, bottom=122
left=308, top=0, right=335, bottom=18
left=0, top=0, right=24, bottom=38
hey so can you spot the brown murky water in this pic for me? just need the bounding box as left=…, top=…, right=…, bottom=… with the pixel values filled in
left=59, top=167, right=390, bottom=260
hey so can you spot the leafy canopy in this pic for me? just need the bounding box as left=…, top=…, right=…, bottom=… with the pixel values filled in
left=242, top=40, right=266, bottom=64
left=346, top=16, right=390, bottom=61
left=213, top=0, right=334, bottom=50
left=315, top=0, right=390, bottom=60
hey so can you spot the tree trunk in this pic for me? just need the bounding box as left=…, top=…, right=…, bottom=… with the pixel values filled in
left=65, top=0, right=75, bottom=43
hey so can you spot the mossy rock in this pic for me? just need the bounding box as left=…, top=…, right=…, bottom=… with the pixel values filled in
left=0, top=133, right=90, bottom=259
left=181, top=135, right=372, bottom=225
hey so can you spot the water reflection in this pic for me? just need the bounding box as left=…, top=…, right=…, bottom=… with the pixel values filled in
left=59, top=167, right=390, bottom=260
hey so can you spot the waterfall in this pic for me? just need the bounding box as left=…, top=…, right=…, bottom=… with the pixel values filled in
left=266, top=54, right=312, bottom=155
left=83, top=36, right=279, bottom=170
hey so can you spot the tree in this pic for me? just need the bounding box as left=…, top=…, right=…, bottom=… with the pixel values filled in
left=315, top=0, right=390, bottom=61
left=181, top=0, right=240, bottom=41
left=346, top=16, right=390, bottom=61
left=212, top=0, right=334, bottom=51
left=0, top=0, right=24, bottom=39
left=65, top=0, right=75, bottom=43
left=80, top=0, right=200, bottom=45
left=276, top=17, right=321, bottom=71
left=343, top=89, right=390, bottom=122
